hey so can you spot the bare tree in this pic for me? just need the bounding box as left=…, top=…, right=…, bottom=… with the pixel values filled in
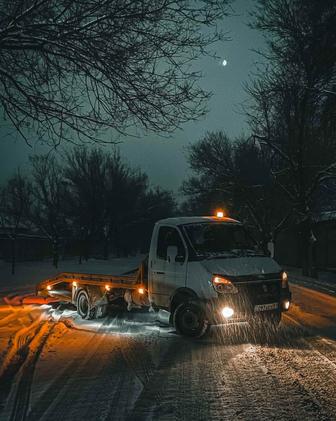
left=0, top=172, right=32, bottom=274
left=0, top=0, right=230, bottom=146
left=104, top=154, right=148, bottom=258
left=246, top=0, right=336, bottom=274
left=64, top=147, right=149, bottom=259
left=64, top=147, right=109, bottom=261
left=64, top=146, right=177, bottom=259
left=182, top=131, right=285, bottom=249
left=30, top=155, right=67, bottom=267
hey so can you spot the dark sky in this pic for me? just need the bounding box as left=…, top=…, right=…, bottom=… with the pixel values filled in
left=0, top=0, right=264, bottom=198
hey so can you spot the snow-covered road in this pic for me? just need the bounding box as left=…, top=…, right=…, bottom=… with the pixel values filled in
left=0, top=270, right=336, bottom=420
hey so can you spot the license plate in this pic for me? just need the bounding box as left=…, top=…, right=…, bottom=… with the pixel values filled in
left=254, top=302, right=278, bottom=312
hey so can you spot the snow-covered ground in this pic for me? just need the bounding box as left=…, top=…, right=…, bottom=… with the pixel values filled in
left=286, top=266, right=336, bottom=296
left=0, top=260, right=336, bottom=420
left=0, top=256, right=145, bottom=294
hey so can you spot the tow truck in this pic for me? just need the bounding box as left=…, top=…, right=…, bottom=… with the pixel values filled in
left=36, top=212, right=291, bottom=337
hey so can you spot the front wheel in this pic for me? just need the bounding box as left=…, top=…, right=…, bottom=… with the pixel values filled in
left=173, top=301, right=210, bottom=338
left=76, top=290, right=96, bottom=320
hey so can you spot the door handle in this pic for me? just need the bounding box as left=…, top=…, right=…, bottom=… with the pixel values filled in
left=155, top=271, right=165, bottom=275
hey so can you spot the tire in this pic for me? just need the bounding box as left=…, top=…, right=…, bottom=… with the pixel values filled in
left=173, top=301, right=210, bottom=338
left=76, top=290, right=96, bottom=320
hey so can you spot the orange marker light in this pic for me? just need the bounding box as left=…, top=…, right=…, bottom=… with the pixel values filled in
left=73, top=281, right=77, bottom=287
left=216, top=210, right=224, bottom=218
left=105, top=284, right=111, bottom=291
left=47, top=285, right=52, bottom=291
left=138, top=287, right=145, bottom=295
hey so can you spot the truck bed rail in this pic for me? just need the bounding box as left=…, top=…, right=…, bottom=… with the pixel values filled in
left=36, top=263, right=147, bottom=296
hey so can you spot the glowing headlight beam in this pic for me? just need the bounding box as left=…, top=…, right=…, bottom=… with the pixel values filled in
left=221, top=306, right=234, bottom=318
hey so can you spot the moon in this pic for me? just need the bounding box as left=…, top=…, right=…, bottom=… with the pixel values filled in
left=222, top=59, right=228, bottom=67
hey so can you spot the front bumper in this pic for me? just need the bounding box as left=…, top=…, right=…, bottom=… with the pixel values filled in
left=205, top=288, right=292, bottom=325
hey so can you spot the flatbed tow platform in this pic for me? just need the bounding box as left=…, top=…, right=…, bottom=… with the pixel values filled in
left=5, top=262, right=149, bottom=320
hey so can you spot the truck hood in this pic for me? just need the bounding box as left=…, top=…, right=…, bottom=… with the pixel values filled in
left=201, top=256, right=281, bottom=277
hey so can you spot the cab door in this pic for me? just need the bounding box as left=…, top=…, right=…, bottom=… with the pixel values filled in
left=150, top=226, right=187, bottom=308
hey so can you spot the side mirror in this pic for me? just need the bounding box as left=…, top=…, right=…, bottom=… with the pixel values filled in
left=167, top=245, right=178, bottom=263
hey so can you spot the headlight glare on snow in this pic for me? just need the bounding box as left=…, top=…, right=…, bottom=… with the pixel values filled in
left=281, top=271, right=288, bottom=288
left=283, top=300, right=290, bottom=310
left=212, top=276, right=238, bottom=294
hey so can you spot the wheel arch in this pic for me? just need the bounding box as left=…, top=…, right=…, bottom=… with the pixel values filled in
left=73, top=284, right=105, bottom=307
left=169, top=287, right=198, bottom=315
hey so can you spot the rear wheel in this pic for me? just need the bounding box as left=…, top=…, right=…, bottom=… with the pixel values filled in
left=173, top=301, right=209, bottom=338
left=76, top=290, right=96, bottom=320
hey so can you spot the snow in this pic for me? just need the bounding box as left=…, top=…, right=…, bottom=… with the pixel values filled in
left=0, top=259, right=336, bottom=420
left=286, top=266, right=336, bottom=296
left=0, top=256, right=146, bottom=294
left=202, top=256, right=281, bottom=277
left=314, top=210, right=336, bottom=222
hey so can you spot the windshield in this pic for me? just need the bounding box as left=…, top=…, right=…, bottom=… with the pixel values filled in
left=183, top=223, right=260, bottom=258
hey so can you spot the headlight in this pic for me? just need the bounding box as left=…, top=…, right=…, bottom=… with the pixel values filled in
left=221, top=306, right=234, bottom=318
left=281, top=271, right=288, bottom=288
left=212, top=275, right=238, bottom=294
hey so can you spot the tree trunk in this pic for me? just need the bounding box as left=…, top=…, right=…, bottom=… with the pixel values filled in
left=103, top=235, right=109, bottom=260
left=52, top=237, right=59, bottom=268
left=11, top=237, right=16, bottom=275
left=113, top=226, right=121, bottom=258
left=84, top=236, right=90, bottom=261
left=78, top=238, right=84, bottom=264
left=300, top=218, right=316, bottom=277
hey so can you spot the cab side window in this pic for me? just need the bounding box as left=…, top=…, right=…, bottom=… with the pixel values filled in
left=157, top=227, right=186, bottom=261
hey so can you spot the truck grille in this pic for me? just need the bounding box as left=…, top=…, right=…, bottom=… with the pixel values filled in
left=216, top=274, right=282, bottom=316
left=236, top=279, right=280, bottom=305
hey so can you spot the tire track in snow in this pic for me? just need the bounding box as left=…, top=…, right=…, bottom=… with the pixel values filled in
left=26, top=314, right=119, bottom=420
left=6, top=307, right=336, bottom=421
left=0, top=316, right=48, bottom=413
left=126, top=322, right=335, bottom=421
left=238, top=343, right=332, bottom=420
left=125, top=335, right=185, bottom=421
left=306, top=337, right=336, bottom=370
left=252, top=317, right=336, bottom=420
left=1, top=321, right=57, bottom=421
left=28, top=311, right=160, bottom=421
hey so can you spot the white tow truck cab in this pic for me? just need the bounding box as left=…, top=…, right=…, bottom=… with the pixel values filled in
left=37, top=213, right=291, bottom=338
left=147, top=214, right=291, bottom=337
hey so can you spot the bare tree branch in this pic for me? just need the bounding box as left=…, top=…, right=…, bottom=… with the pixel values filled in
left=0, top=0, right=230, bottom=146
